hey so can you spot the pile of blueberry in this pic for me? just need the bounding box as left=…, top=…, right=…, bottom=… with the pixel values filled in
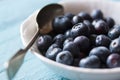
left=36, top=9, right=120, bottom=69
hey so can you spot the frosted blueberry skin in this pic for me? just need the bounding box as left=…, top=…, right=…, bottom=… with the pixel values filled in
left=91, top=9, right=103, bottom=20
left=108, top=26, right=120, bottom=40
left=107, top=53, right=120, bottom=68
left=94, top=20, right=109, bottom=35
left=56, top=51, right=73, bottom=65
left=79, top=55, right=101, bottom=68
left=63, top=42, right=80, bottom=58
left=96, top=34, right=111, bottom=48
left=78, top=12, right=93, bottom=22
left=71, top=23, right=90, bottom=38
left=89, top=46, right=110, bottom=63
left=45, top=47, right=62, bottom=61
left=37, top=35, right=52, bottom=53
left=74, top=36, right=90, bottom=52
left=52, top=16, right=72, bottom=34
left=109, top=38, right=120, bottom=54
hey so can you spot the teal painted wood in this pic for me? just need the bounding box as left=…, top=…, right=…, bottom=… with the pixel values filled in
left=0, top=0, right=70, bottom=80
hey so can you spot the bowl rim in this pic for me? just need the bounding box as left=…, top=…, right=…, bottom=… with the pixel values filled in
left=20, top=0, right=120, bottom=74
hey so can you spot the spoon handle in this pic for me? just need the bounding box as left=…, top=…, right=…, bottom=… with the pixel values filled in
left=5, top=30, right=40, bottom=80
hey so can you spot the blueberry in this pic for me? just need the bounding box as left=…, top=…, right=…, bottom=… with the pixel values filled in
left=104, top=17, right=115, bottom=28
left=74, top=36, right=90, bottom=52
left=109, top=38, right=120, bottom=54
left=71, top=23, right=89, bottom=38
left=91, top=9, right=103, bottom=20
left=56, top=51, right=73, bottom=65
left=107, top=53, right=120, bottom=68
left=89, top=46, right=110, bottom=63
left=63, top=42, right=80, bottom=57
left=78, top=12, right=92, bottom=21
left=108, top=26, right=120, bottom=40
left=96, top=35, right=111, bottom=48
left=83, top=20, right=96, bottom=34
left=45, top=47, right=62, bottom=60
left=37, top=35, right=52, bottom=53
left=79, top=55, right=101, bottom=68
left=53, top=34, right=66, bottom=48
left=92, top=19, right=100, bottom=26
left=63, top=38, right=73, bottom=46
left=52, top=16, right=72, bottom=33
left=64, top=13, right=74, bottom=20
left=64, top=29, right=73, bottom=38
left=72, top=15, right=83, bottom=25
left=94, top=20, right=109, bottom=34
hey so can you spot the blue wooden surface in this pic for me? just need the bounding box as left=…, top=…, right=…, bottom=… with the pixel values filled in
left=0, top=0, right=71, bottom=80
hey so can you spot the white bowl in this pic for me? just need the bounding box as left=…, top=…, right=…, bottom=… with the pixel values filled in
left=20, top=0, right=120, bottom=80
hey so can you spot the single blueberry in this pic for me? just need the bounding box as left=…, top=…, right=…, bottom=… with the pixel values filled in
left=91, top=9, right=103, bottom=20
left=63, top=38, right=73, bottom=46
left=53, top=34, right=66, bottom=48
left=52, top=16, right=72, bottom=34
left=74, top=36, right=90, bottom=52
left=56, top=51, right=73, bottom=65
left=79, top=55, right=101, bottom=68
left=71, top=23, right=90, bottom=38
left=37, top=35, right=52, bottom=53
left=108, top=26, right=120, bottom=40
left=45, top=47, right=62, bottom=60
left=63, top=42, right=80, bottom=57
left=89, top=46, right=110, bottom=63
left=109, top=38, right=120, bottom=54
left=104, top=17, right=115, bottom=28
left=107, top=53, right=120, bottom=68
left=94, top=20, right=109, bottom=34
left=78, top=12, right=92, bottom=21
left=96, top=35, right=111, bottom=48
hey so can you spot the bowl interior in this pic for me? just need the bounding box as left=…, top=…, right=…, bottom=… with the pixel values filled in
left=20, top=0, right=120, bottom=80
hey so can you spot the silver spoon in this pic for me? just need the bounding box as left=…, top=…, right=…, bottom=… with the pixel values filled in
left=5, top=3, right=64, bottom=80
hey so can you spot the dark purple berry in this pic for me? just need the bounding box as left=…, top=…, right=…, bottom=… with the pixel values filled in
left=96, top=35, right=111, bottom=48
left=56, top=51, right=73, bottom=65
left=83, top=20, right=95, bottom=34
left=94, top=20, right=109, bottom=34
left=107, top=53, right=120, bottom=68
left=45, top=48, right=62, bottom=60
left=78, top=12, right=92, bottom=21
left=91, top=9, right=103, bottom=19
left=79, top=55, right=101, bottom=68
left=109, top=38, right=120, bottom=54
left=71, top=23, right=89, bottom=38
left=63, top=42, right=80, bottom=57
left=108, top=26, right=120, bottom=40
left=52, top=16, right=72, bottom=33
left=89, top=46, right=110, bottom=63
left=104, top=17, right=115, bottom=28
left=63, top=38, right=73, bottom=46
left=37, top=35, right=52, bottom=52
left=53, top=34, right=66, bottom=48
left=74, top=36, right=90, bottom=52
